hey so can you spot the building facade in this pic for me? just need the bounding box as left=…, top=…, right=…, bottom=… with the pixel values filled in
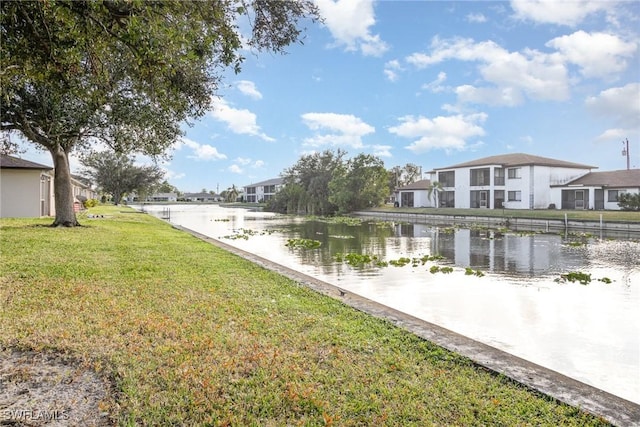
left=244, top=178, right=284, bottom=203
left=427, top=153, right=596, bottom=210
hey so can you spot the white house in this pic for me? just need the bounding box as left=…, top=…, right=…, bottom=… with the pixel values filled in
left=149, top=192, right=178, bottom=202
left=396, top=179, right=435, bottom=208
left=183, top=192, right=219, bottom=202
left=1, top=155, right=98, bottom=218
left=551, top=169, right=640, bottom=210
left=244, top=178, right=284, bottom=203
left=428, top=153, right=596, bottom=209
left=1, top=155, right=54, bottom=218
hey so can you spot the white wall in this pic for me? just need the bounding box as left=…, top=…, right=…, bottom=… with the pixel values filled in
left=0, top=169, right=46, bottom=218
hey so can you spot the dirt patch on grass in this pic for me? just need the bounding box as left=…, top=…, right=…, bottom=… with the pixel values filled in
left=0, top=349, right=113, bottom=426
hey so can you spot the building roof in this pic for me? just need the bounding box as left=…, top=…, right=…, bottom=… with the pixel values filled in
left=434, top=153, right=596, bottom=171
left=559, top=169, right=640, bottom=188
left=0, top=154, right=52, bottom=170
left=397, top=179, right=432, bottom=191
left=244, top=177, right=284, bottom=188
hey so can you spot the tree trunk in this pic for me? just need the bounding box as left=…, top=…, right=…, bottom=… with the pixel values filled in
left=50, top=145, right=80, bottom=227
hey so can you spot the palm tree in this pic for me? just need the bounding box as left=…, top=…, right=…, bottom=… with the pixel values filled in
left=226, top=184, right=239, bottom=202
left=427, top=181, right=443, bottom=207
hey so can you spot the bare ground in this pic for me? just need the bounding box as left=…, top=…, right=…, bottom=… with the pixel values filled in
left=0, top=349, right=113, bottom=426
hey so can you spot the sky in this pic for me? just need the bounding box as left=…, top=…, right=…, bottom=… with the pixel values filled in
left=17, top=0, right=640, bottom=194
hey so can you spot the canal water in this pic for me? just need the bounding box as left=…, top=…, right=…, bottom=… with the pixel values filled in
left=139, top=204, right=639, bottom=404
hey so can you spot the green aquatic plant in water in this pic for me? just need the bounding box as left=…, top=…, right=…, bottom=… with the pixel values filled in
left=464, top=267, right=485, bottom=277
left=285, top=238, right=322, bottom=249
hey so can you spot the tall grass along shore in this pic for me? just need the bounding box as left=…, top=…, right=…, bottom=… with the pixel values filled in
left=0, top=206, right=610, bottom=425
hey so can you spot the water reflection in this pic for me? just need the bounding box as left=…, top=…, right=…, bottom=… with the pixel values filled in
left=138, top=204, right=639, bottom=404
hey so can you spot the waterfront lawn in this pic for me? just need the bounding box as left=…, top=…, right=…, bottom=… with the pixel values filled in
left=0, top=206, right=609, bottom=425
left=370, top=206, right=640, bottom=222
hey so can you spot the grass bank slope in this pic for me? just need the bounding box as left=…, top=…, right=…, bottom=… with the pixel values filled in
left=0, top=206, right=609, bottom=426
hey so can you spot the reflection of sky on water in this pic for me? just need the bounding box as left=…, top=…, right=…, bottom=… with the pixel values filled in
left=140, top=204, right=639, bottom=404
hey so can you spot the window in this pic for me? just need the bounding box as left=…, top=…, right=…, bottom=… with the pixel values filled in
left=470, top=168, right=490, bottom=186
left=438, top=171, right=455, bottom=187
left=608, top=190, right=619, bottom=202
left=494, top=168, right=505, bottom=186
left=440, top=191, right=455, bottom=207
left=246, top=187, right=256, bottom=194
left=401, top=192, right=414, bottom=207
left=508, top=167, right=521, bottom=179
left=507, top=191, right=521, bottom=202
left=263, top=185, right=276, bottom=194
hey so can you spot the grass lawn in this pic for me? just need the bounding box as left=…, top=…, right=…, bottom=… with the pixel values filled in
left=368, top=206, right=640, bottom=222
left=0, top=206, right=610, bottom=425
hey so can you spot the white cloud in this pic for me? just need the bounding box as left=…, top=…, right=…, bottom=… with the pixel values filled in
left=236, top=80, right=263, bottom=100
left=228, top=164, right=243, bottom=174
left=234, top=157, right=265, bottom=169
left=510, top=0, right=614, bottom=27
left=162, top=168, right=186, bottom=180
left=388, top=113, right=487, bottom=153
left=210, top=98, right=275, bottom=141
left=176, top=137, right=227, bottom=161
left=466, top=13, right=487, bottom=23
left=422, top=71, right=448, bottom=93
left=585, top=83, right=640, bottom=128
left=546, top=31, right=637, bottom=79
left=406, top=36, right=571, bottom=105
left=372, top=144, right=392, bottom=157
left=315, top=0, right=389, bottom=56
left=455, top=85, right=524, bottom=107
left=384, top=59, right=403, bottom=82
left=594, top=128, right=627, bottom=143
left=235, top=157, right=252, bottom=166
left=301, top=112, right=375, bottom=148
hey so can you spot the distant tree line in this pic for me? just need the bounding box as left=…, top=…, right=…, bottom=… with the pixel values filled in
left=266, top=149, right=423, bottom=215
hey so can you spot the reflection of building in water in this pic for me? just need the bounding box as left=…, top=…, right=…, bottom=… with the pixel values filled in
left=429, top=228, right=575, bottom=277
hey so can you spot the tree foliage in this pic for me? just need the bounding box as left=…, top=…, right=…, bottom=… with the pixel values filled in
left=617, top=192, right=640, bottom=211
left=1, top=0, right=320, bottom=226
left=267, top=150, right=389, bottom=215
left=268, top=150, right=345, bottom=215
left=388, top=163, right=422, bottom=191
left=80, top=151, right=164, bottom=205
left=329, top=154, right=390, bottom=214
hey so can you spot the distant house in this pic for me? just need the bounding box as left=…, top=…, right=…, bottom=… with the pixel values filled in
left=427, top=153, right=596, bottom=209
left=551, top=169, right=640, bottom=210
left=1, top=154, right=54, bottom=218
left=183, top=192, right=219, bottom=202
left=71, top=174, right=98, bottom=204
left=149, top=192, right=178, bottom=202
left=244, top=178, right=284, bottom=203
left=396, top=179, right=434, bottom=208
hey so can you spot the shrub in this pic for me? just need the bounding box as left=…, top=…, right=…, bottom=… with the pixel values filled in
left=84, top=198, right=99, bottom=208
left=617, top=192, right=640, bottom=211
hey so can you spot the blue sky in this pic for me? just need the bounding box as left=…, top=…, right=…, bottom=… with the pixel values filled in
left=20, top=0, right=640, bottom=193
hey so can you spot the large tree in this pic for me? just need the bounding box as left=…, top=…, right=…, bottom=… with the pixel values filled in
left=329, top=153, right=390, bottom=213
left=1, top=0, right=320, bottom=226
left=271, top=149, right=345, bottom=215
left=80, top=151, right=164, bottom=205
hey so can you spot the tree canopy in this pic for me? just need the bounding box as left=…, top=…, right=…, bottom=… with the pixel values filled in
left=267, top=150, right=390, bottom=215
left=1, top=0, right=320, bottom=226
left=80, top=151, right=164, bottom=205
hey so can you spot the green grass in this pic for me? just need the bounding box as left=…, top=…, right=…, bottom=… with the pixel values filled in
left=369, top=206, right=640, bottom=222
left=0, top=206, right=610, bottom=426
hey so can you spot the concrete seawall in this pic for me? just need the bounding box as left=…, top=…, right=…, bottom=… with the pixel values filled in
left=353, top=211, right=640, bottom=239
